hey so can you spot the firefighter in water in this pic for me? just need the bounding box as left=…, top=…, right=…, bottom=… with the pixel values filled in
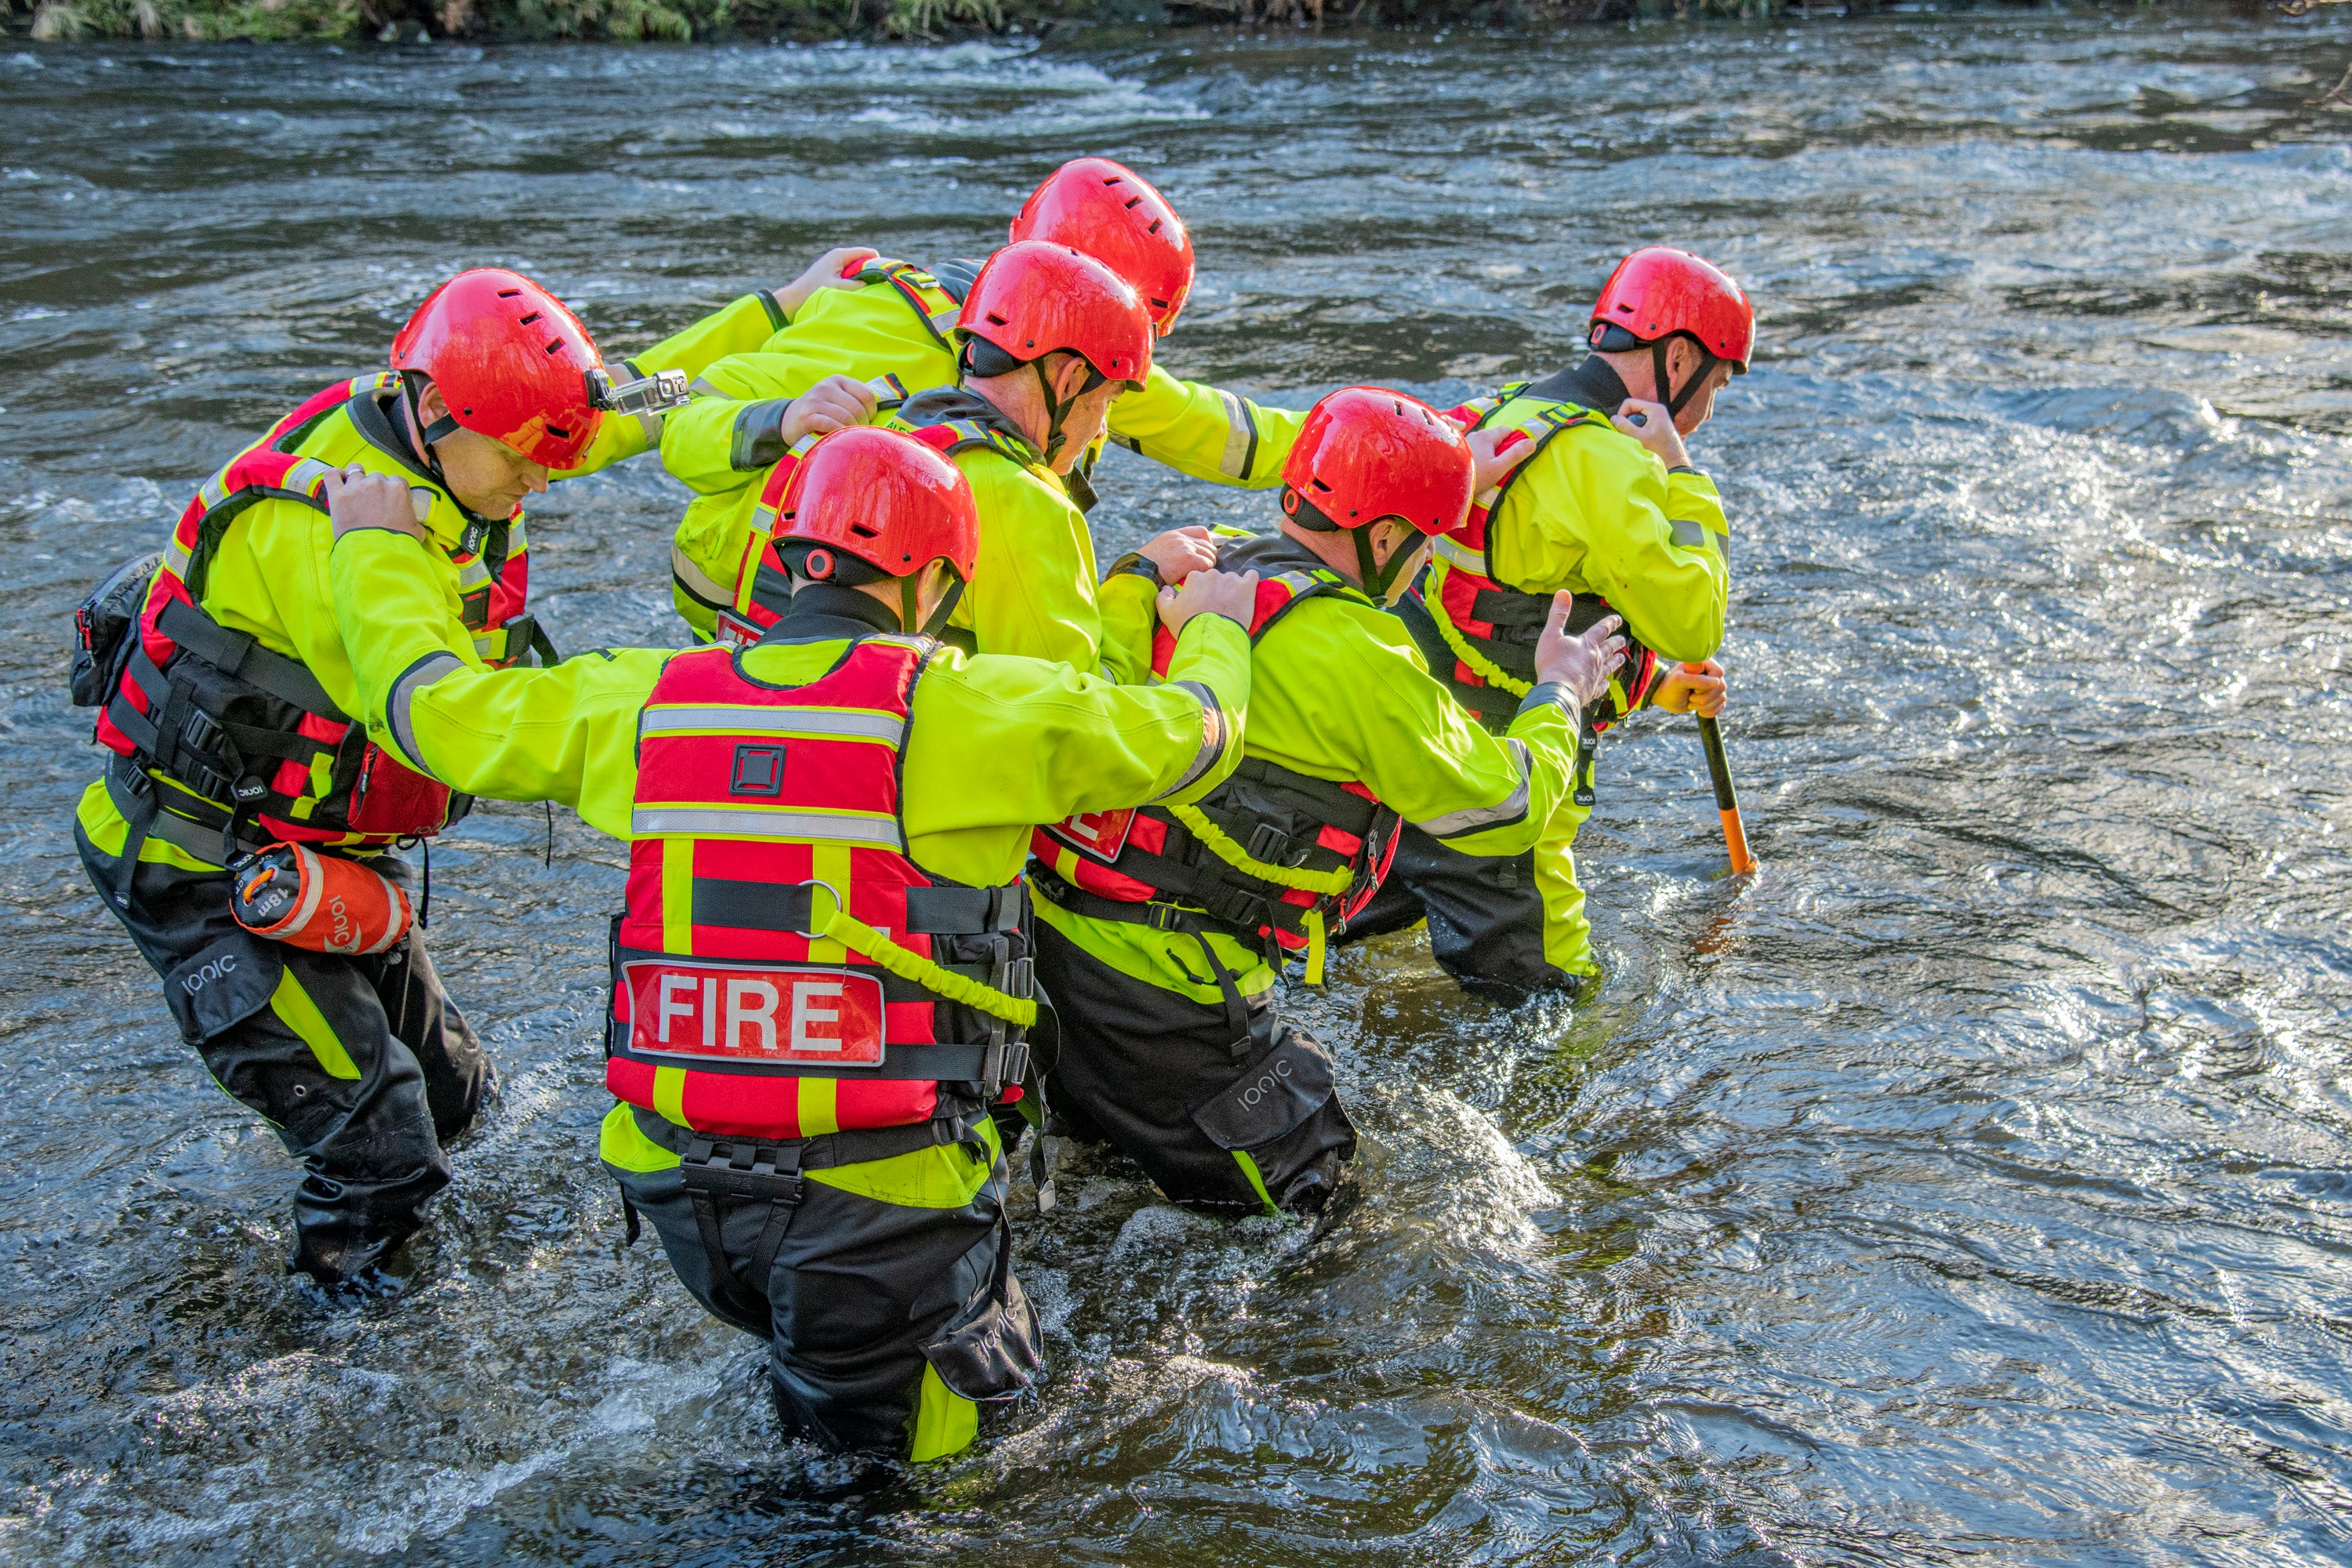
left=662, top=156, right=1306, bottom=642
left=1028, top=389, right=1632, bottom=1216
left=70, top=268, right=795, bottom=1290
left=1353, top=247, right=1753, bottom=1000
left=314, top=425, right=1261, bottom=1460
left=699, top=239, right=1226, bottom=686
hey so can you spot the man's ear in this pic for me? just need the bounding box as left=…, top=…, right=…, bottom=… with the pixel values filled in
left=416, top=380, right=450, bottom=423
left=1050, top=351, right=1095, bottom=405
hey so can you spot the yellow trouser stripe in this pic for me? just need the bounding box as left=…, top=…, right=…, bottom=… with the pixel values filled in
left=662, top=838, right=694, bottom=953
left=909, top=1363, right=978, bottom=1461
left=269, top=967, right=360, bottom=1080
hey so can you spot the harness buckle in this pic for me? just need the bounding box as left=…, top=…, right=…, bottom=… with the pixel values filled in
left=678, top=1134, right=807, bottom=1206
left=586, top=366, right=694, bottom=419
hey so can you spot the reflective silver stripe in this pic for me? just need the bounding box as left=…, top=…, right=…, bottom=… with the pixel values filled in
left=630, top=805, right=905, bottom=848
left=164, top=536, right=194, bottom=577
left=670, top=542, right=734, bottom=610
left=456, top=554, right=492, bottom=589
left=1152, top=680, right=1229, bottom=802
left=1417, top=740, right=1533, bottom=840
left=283, top=457, right=334, bottom=494
left=1432, top=534, right=1484, bottom=572
left=1216, top=390, right=1254, bottom=480
left=640, top=706, right=904, bottom=744
left=388, top=651, right=464, bottom=776
left=927, top=306, right=960, bottom=336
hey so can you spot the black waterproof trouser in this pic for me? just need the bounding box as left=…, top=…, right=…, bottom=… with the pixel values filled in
left=76, top=822, right=492, bottom=1284
left=1031, top=916, right=1356, bottom=1218
left=1341, top=822, right=1582, bottom=1003
left=608, top=1110, right=1037, bottom=1459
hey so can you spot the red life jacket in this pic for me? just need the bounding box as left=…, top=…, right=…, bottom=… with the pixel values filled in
left=1404, top=382, right=1658, bottom=733
left=608, top=634, right=1032, bottom=1141
left=1029, top=536, right=1400, bottom=985
left=711, top=413, right=1035, bottom=649
left=93, top=375, right=528, bottom=849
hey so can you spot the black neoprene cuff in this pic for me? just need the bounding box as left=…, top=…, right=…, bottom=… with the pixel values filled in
left=1515, top=681, right=1577, bottom=720
left=1103, top=551, right=1162, bottom=587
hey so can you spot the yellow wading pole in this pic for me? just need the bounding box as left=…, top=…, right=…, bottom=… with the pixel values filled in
left=1696, top=713, right=1758, bottom=877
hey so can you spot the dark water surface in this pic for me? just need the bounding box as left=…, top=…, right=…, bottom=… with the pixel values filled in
left=6, top=10, right=2352, bottom=1563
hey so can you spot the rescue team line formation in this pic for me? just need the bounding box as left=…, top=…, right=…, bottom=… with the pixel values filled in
left=65, top=157, right=1753, bottom=1465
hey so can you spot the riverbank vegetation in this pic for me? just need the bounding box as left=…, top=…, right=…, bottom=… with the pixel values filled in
left=3, top=0, right=1929, bottom=45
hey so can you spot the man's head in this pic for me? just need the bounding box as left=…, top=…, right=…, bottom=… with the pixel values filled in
left=1277, top=387, right=1476, bottom=603
left=390, top=267, right=605, bottom=518
left=1587, top=247, right=1754, bottom=437
left=956, top=241, right=1152, bottom=474
left=771, top=426, right=982, bottom=635
left=1009, top=158, right=1195, bottom=338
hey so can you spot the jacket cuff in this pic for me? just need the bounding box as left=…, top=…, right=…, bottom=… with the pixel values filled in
left=1515, top=681, right=1577, bottom=720
left=1102, top=550, right=1162, bottom=587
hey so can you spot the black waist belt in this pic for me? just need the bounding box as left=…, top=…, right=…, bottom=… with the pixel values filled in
left=103, top=754, right=268, bottom=866
left=690, top=877, right=1025, bottom=937
left=629, top=1104, right=974, bottom=1172
left=1029, top=862, right=1251, bottom=946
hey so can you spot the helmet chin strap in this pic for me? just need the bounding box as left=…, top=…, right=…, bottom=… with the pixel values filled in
left=1355, top=524, right=1417, bottom=603
left=401, top=372, right=460, bottom=479
left=1031, top=355, right=1107, bottom=466
left=1650, top=337, right=1721, bottom=420
left=900, top=571, right=967, bottom=637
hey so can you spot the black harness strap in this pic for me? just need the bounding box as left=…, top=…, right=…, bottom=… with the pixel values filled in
left=1031, top=866, right=1256, bottom=1058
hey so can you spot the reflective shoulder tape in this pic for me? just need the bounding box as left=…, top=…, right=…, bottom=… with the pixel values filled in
left=1416, top=739, right=1534, bottom=840
left=1152, top=679, right=1230, bottom=801
left=387, top=650, right=465, bottom=777
left=639, top=705, right=905, bottom=745
left=1669, top=517, right=1709, bottom=550
left=629, top=804, right=906, bottom=849
left=283, top=456, right=335, bottom=495
left=1215, top=389, right=1260, bottom=481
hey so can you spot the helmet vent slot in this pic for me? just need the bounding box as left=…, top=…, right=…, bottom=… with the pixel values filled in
left=545, top=340, right=564, bottom=354
left=497, top=289, right=522, bottom=299
left=519, top=311, right=542, bottom=325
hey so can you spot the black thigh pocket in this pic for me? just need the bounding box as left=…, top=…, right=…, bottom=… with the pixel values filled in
left=920, top=1227, right=1045, bottom=1403
left=1189, top=1028, right=1337, bottom=1152
left=162, top=931, right=285, bottom=1044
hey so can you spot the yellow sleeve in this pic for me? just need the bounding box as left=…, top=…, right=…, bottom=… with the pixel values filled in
left=560, top=293, right=789, bottom=481
left=1105, top=363, right=1305, bottom=488
left=325, top=528, right=666, bottom=839
left=950, top=455, right=1105, bottom=670
left=901, top=614, right=1252, bottom=886
left=1091, top=568, right=1163, bottom=686
left=1490, top=430, right=1732, bottom=665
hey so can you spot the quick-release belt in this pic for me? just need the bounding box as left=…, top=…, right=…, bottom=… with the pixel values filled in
left=628, top=1102, right=977, bottom=1173
left=690, top=877, right=1026, bottom=937
left=103, top=753, right=270, bottom=870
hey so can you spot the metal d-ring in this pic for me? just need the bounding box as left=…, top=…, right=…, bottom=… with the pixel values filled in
left=793, top=879, right=844, bottom=940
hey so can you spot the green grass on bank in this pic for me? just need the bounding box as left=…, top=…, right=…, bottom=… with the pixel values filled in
left=3, top=0, right=1813, bottom=45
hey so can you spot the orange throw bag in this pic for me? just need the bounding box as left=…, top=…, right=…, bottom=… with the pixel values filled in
left=230, top=843, right=413, bottom=956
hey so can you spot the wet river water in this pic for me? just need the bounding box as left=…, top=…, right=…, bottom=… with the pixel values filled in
left=6, top=9, right=2352, bottom=1563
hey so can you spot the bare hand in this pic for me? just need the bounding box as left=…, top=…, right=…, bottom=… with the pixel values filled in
left=780, top=374, right=881, bottom=445
left=1611, top=398, right=1690, bottom=470
left=1532, top=594, right=1627, bottom=711
left=1651, top=659, right=1726, bottom=717
left=1465, top=426, right=1536, bottom=496
left=1157, top=568, right=1259, bottom=640
left=1135, top=526, right=1218, bottom=585
left=772, top=246, right=880, bottom=319
left=323, top=466, right=426, bottom=543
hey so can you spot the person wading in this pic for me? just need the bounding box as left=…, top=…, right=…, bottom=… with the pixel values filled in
left=314, top=424, right=1261, bottom=1461
left=67, top=268, right=793, bottom=1290
left=1352, top=246, right=1753, bottom=1000
left=1028, top=389, right=1632, bottom=1215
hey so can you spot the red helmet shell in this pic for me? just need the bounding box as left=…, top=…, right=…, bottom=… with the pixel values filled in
left=390, top=268, right=605, bottom=469
left=1009, top=158, right=1196, bottom=336
left=775, top=426, right=981, bottom=583
left=1588, top=247, right=1755, bottom=371
left=1281, top=387, right=1476, bottom=536
left=958, top=241, right=1153, bottom=387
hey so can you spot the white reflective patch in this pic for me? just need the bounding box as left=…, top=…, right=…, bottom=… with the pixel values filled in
left=1669, top=517, right=1711, bottom=550
left=1217, top=390, right=1252, bottom=478
left=630, top=805, right=905, bottom=849
left=1416, top=739, right=1534, bottom=839
left=639, top=706, right=904, bottom=745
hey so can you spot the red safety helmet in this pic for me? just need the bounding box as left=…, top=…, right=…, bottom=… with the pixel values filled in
left=1588, top=248, right=1754, bottom=415
left=1280, top=387, right=1475, bottom=597
left=1009, top=158, right=1196, bottom=336
left=390, top=268, right=605, bottom=470
left=957, top=240, right=1153, bottom=388
left=774, top=426, right=981, bottom=584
